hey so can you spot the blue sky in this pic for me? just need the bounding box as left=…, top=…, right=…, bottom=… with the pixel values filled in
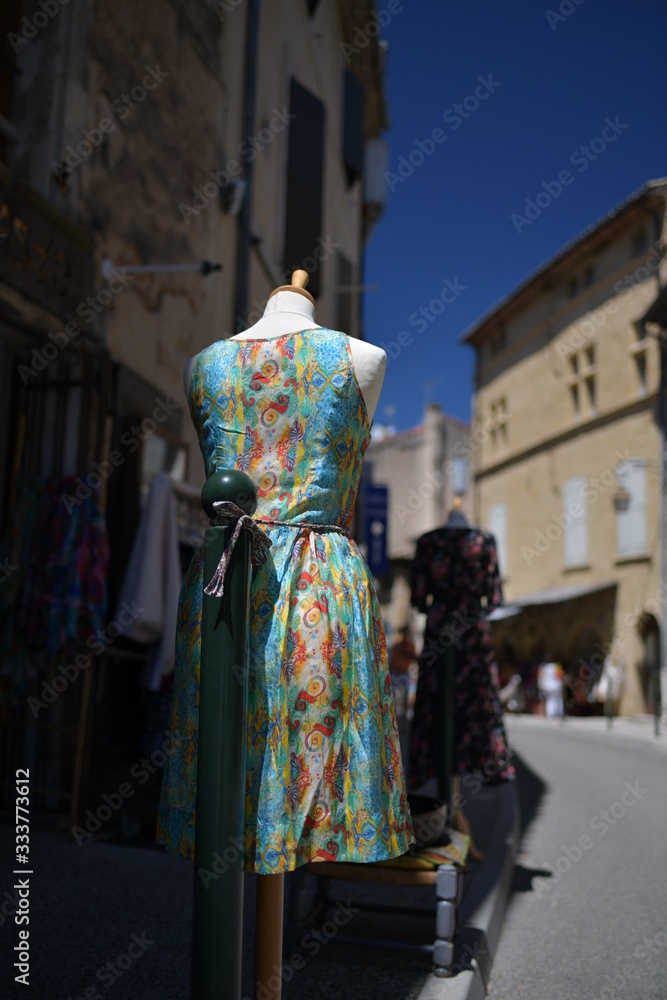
left=363, top=0, right=667, bottom=430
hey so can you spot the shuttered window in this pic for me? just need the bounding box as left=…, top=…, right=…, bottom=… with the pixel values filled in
left=283, top=79, right=324, bottom=299
left=342, top=69, right=364, bottom=185
left=488, top=503, right=507, bottom=579
left=616, top=459, right=647, bottom=556
left=336, top=252, right=353, bottom=333
left=452, top=457, right=468, bottom=496
left=563, top=476, right=588, bottom=567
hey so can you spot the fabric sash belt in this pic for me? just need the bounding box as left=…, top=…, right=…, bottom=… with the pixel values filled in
left=204, top=499, right=350, bottom=598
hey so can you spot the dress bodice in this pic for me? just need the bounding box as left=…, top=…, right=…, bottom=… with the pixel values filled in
left=188, top=329, right=371, bottom=529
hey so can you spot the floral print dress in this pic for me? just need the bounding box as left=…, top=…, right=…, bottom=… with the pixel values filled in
left=409, top=526, right=514, bottom=790
left=157, top=329, right=413, bottom=873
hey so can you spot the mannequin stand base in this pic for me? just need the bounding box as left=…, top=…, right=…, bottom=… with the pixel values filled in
left=254, top=873, right=285, bottom=1000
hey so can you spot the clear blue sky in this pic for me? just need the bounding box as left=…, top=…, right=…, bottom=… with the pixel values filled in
left=363, top=0, right=667, bottom=430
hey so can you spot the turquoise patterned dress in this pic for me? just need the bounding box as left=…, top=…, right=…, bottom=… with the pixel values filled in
left=157, top=328, right=413, bottom=873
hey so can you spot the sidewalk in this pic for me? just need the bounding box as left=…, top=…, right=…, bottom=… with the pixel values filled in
left=0, top=779, right=518, bottom=999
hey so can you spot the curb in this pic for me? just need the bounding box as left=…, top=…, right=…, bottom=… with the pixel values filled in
left=417, top=781, right=520, bottom=1000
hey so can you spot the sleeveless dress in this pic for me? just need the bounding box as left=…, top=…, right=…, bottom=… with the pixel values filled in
left=157, top=328, right=413, bottom=873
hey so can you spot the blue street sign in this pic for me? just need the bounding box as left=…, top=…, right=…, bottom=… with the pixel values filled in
left=365, top=484, right=388, bottom=575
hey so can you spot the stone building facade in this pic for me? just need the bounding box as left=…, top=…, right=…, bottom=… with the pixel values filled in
left=364, top=403, right=472, bottom=637
left=0, top=0, right=390, bottom=818
left=463, top=179, right=667, bottom=715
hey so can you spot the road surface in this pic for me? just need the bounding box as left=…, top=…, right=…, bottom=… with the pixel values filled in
left=487, top=716, right=667, bottom=1000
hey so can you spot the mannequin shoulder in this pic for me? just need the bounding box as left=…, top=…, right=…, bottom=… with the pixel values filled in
left=346, top=337, right=386, bottom=369
left=344, top=337, right=386, bottom=422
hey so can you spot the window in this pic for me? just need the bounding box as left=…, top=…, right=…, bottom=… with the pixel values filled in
left=616, top=459, right=647, bottom=556
left=342, top=70, right=364, bottom=186
left=283, top=79, right=325, bottom=298
left=632, top=229, right=647, bottom=256
left=452, top=457, right=468, bottom=496
left=489, top=397, right=508, bottom=451
left=636, top=352, right=647, bottom=397
left=568, top=276, right=579, bottom=298
left=562, top=476, right=588, bottom=567
left=583, top=266, right=594, bottom=287
left=488, top=503, right=507, bottom=579
left=0, top=0, right=21, bottom=162
left=336, top=252, right=353, bottom=333
left=568, top=346, right=597, bottom=420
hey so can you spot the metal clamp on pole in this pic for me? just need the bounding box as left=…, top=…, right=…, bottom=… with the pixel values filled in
left=191, top=470, right=258, bottom=1000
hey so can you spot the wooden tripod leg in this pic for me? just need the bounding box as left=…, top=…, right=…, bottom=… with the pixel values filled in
left=254, top=873, right=285, bottom=1000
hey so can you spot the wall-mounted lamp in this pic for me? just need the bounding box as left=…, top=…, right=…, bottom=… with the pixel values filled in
left=612, top=485, right=631, bottom=512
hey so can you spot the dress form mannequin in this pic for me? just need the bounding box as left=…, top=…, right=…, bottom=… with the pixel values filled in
left=183, top=270, right=387, bottom=421
left=183, top=271, right=388, bottom=1000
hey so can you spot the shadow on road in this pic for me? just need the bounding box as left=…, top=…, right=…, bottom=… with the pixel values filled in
left=509, top=750, right=553, bottom=896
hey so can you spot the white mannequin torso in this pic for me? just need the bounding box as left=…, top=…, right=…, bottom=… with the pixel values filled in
left=183, top=290, right=386, bottom=421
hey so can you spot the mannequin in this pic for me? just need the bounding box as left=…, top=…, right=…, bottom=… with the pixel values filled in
left=184, top=270, right=387, bottom=421
left=167, top=270, right=409, bottom=1000
left=410, top=500, right=514, bottom=866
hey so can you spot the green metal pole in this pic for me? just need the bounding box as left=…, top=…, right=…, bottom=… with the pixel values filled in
left=191, top=472, right=257, bottom=1000
left=437, top=645, right=455, bottom=822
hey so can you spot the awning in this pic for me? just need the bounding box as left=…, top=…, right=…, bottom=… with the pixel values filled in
left=488, top=580, right=616, bottom=621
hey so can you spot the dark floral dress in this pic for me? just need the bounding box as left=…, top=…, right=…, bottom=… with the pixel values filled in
left=409, top=526, right=514, bottom=789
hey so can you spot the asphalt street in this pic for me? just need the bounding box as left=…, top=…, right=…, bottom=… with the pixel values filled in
left=487, top=717, right=667, bottom=1000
